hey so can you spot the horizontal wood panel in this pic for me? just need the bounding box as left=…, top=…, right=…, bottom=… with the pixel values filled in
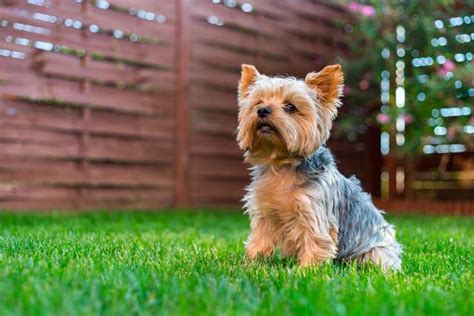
left=36, top=52, right=175, bottom=90
left=0, top=186, right=173, bottom=210
left=0, top=74, right=171, bottom=115
left=87, top=136, right=174, bottom=164
left=191, top=157, right=248, bottom=180
left=0, top=159, right=174, bottom=187
left=190, top=133, right=241, bottom=158
left=0, top=99, right=174, bottom=140
left=190, top=178, right=246, bottom=205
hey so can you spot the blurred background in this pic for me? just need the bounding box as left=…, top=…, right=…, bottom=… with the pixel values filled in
left=0, top=0, right=472, bottom=214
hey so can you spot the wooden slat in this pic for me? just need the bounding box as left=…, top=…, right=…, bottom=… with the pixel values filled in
left=0, top=74, right=171, bottom=115
left=36, top=51, right=175, bottom=90
left=0, top=159, right=174, bottom=187
left=191, top=109, right=237, bottom=136
left=191, top=157, right=248, bottom=180
left=190, top=178, right=246, bottom=205
left=0, top=186, right=173, bottom=210
left=0, top=99, right=174, bottom=140
left=87, top=135, right=174, bottom=164
left=190, top=86, right=238, bottom=113
left=190, top=133, right=241, bottom=158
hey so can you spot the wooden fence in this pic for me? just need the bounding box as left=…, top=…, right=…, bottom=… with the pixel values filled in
left=0, top=0, right=381, bottom=210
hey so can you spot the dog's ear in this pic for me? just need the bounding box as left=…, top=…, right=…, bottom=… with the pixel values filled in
left=238, top=64, right=260, bottom=99
left=305, top=64, right=344, bottom=111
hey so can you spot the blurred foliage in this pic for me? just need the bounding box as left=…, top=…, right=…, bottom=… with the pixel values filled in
left=336, top=0, right=473, bottom=158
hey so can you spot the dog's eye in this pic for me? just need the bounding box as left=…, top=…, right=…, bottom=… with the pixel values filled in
left=284, top=104, right=297, bottom=113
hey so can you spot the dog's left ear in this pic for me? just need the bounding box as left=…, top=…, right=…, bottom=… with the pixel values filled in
left=305, top=64, right=344, bottom=111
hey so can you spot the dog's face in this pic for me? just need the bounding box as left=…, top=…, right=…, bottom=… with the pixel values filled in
left=236, top=64, right=344, bottom=165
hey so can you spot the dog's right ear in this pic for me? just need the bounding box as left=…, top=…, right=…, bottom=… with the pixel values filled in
left=238, top=64, right=259, bottom=99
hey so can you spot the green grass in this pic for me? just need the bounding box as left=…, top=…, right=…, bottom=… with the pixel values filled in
left=0, top=211, right=472, bottom=316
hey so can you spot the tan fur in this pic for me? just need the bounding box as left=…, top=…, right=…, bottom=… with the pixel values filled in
left=238, top=64, right=343, bottom=267
left=245, top=166, right=337, bottom=266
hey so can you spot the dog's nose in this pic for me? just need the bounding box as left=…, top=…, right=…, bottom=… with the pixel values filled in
left=257, top=107, right=272, bottom=118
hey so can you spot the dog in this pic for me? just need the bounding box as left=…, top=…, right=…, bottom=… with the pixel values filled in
left=236, top=64, right=402, bottom=271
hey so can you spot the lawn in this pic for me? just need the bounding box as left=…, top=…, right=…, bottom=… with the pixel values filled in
left=0, top=211, right=472, bottom=316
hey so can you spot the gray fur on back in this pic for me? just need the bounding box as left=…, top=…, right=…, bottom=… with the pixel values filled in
left=288, top=146, right=403, bottom=262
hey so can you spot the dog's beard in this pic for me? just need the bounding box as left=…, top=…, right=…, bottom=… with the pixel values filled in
left=238, top=116, right=324, bottom=165
left=238, top=118, right=299, bottom=164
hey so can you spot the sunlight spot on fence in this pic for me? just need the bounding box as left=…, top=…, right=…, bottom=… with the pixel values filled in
left=14, top=37, right=30, bottom=46
left=95, top=0, right=110, bottom=10
left=33, top=40, right=53, bottom=51
left=241, top=3, right=253, bottom=13
left=89, top=24, right=99, bottom=33
left=207, top=15, right=224, bottom=26
left=12, top=22, right=51, bottom=35
left=27, top=0, right=50, bottom=7
left=130, top=8, right=167, bottom=23
left=32, top=12, right=57, bottom=23
left=0, top=48, right=26, bottom=59
left=113, top=29, right=125, bottom=39
left=224, top=0, right=237, bottom=8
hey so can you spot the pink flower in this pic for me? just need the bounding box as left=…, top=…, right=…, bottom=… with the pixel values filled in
left=376, top=113, right=390, bottom=124
left=346, top=2, right=376, bottom=17
left=437, top=60, right=456, bottom=76
left=359, top=80, right=369, bottom=90
left=447, top=126, right=457, bottom=141
left=360, top=5, right=376, bottom=17
left=343, top=86, right=352, bottom=95
left=403, top=114, right=414, bottom=124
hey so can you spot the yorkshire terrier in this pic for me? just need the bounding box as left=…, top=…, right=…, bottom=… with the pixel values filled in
left=236, top=64, right=402, bottom=271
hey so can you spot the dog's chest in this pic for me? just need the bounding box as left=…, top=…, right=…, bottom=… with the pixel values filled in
left=252, top=168, right=307, bottom=218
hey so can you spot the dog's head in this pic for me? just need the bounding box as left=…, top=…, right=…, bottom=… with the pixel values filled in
left=236, top=64, right=344, bottom=165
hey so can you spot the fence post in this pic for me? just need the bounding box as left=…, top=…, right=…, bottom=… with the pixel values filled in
left=175, top=0, right=191, bottom=207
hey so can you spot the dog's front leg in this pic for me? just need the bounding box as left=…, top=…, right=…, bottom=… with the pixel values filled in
left=283, top=198, right=337, bottom=267
left=297, top=230, right=337, bottom=267
left=245, top=216, right=276, bottom=260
